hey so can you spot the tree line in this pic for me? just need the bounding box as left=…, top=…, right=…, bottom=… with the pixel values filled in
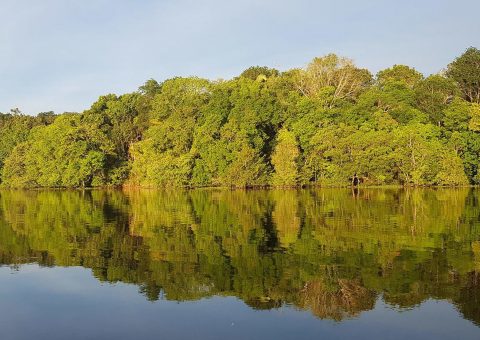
left=1, top=47, right=480, bottom=188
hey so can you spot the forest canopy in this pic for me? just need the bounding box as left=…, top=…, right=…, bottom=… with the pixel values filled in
left=1, top=47, right=480, bottom=188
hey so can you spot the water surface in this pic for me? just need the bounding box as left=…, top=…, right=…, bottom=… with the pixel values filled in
left=0, top=188, right=479, bottom=339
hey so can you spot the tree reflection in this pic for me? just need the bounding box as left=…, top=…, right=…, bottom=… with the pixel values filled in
left=0, top=188, right=479, bottom=324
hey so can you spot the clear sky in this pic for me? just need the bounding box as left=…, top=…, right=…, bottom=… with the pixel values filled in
left=1, top=0, right=479, bottom=115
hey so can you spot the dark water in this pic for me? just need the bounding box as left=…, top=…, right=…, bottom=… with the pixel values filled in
left=0, top=188, right=479, bottom=339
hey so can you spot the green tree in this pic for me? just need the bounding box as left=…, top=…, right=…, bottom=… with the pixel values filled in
left=271, top=128, right=300, bottom=186
left=446, top=47, right=480, bottom=103
left=239, top=66, right=280, bottom=80
left=414, top=75, right=459, bottom=125
left=129, top=77, right=211, bottom=186
left=2, top=114, right=113, bottom=188
left=221, top=144, right=269, bottom=187
left=377, top=65, right=423, bottom=89
left=297, top=54, right=372, bottom=107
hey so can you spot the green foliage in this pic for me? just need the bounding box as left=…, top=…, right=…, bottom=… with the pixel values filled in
left=271, top=128, right=299, bottom=186
left=0, top=111, right=55, bottom=183
left=128, top=77, right=211, bottom=187
left=297, top=54, right=372, bottom=107
left=414, top=75, right=459, bottom=125
left=1, top=48, right=480, bottom=187
left=2, top=114, right=112, bottom=187
left=239, top=66, right=280, bottom=80
left=446, top=47, right=480, bottom=103
left=377, top=64, right=423, bottom=88
left=221, top=144, right=269, bottom=187
left=139, top=78, right=162, bottom=98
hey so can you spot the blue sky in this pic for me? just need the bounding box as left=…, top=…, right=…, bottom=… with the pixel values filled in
left=1, top=0, right=479, bottom=114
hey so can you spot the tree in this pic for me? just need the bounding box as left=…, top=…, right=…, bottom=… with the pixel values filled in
left=443, top=98, right=472, bottom=132
left=414, top=75, right=459, bottom=125
left=468, top=103, right=480, bottom=132
left=239, top=66, right=280, bottom=80
left=2, top=114, right=113, bottom=188
left=446, top=47, right=480, bottom=103
left=297, top=54, right=372, bottom=107
left=128, top=77, right=211, bottom=186
left=139, top=78, right=162, bottom=98
left=377, top=65, right=423, bottom=89
left=0, top=112, right=54, bottom=183
left=271, top=128, right=299, bottom=186
left=221, top=144, right=269, bottom=187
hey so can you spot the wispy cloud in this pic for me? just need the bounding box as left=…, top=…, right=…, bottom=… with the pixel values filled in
left=1, top=0, right=479, bottom=114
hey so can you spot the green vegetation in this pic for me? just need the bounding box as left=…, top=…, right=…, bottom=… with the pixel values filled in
left=1, top=47, right=480, bottom=188
left=0, top=188, right=479, bottom=323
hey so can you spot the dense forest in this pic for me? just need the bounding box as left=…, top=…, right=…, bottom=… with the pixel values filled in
left=1, top=47, right=480, bottom=188
left=1, top=188, right=479, bottom=323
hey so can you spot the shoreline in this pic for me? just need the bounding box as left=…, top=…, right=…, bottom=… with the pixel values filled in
left=0, top=184, right=477, bottom=191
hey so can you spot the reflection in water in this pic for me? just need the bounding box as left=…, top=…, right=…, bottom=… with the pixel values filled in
left=0, top=188, right=479, bottom=325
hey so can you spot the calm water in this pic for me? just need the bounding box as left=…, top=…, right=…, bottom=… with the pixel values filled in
left=0, top=188, right=479, bottom=339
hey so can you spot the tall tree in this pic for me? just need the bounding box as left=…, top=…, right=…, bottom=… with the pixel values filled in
left=297, top=54, right=372, bottom=107
left=377, top=65, right=423, bottom=89
left=271, top=128, right=299, bottom=186
left=446, top=47, right=480, bottom=103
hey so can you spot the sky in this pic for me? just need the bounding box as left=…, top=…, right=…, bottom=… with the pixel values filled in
left=1, top=0, right=479, bottom=115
